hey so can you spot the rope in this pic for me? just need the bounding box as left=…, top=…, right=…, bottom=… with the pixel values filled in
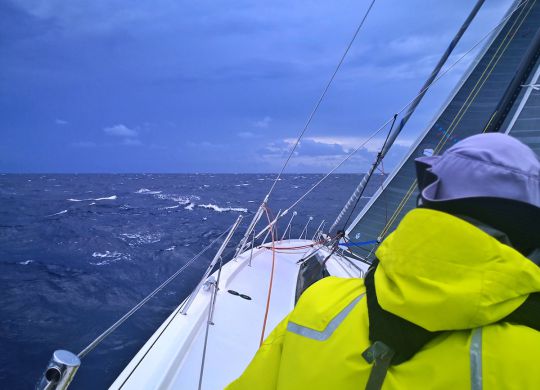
left=259, top=206, right=278, bottom=346
left=77, top=229, right=230, bottom=359
left=265, top=0, right=378, bottom=198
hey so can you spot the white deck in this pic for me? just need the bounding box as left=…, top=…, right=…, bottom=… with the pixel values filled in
left=111, top=239, right=367, bottom=390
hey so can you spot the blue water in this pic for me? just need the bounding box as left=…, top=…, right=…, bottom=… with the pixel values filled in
left=0, top=173, right=382, bottom=388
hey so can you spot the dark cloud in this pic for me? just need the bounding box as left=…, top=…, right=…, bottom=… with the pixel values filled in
left=0, top=0, right=515, bottom=172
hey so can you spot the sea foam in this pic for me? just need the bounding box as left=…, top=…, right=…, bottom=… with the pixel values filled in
left=68, top=195, right=117, bottom=202
left=47, top=209, right=68, bottom=217
left=135, top=188, right=162, bottom=195
left=91, top=251, right=131, bottom=266
left=198, top=204, right=248, bottom=213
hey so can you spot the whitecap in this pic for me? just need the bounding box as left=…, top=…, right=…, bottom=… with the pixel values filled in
left=68, top=195, right=117, bottom=202
left=160, top=205, right=180, bottom=210
left=120, top=232, right=161, bottom=246
left=184, top=203, right=195, bottom=211
left=135, top=188, right=162, bottom=195
left=247, top=200, right=255, bottom=203
left=156, top=193, right=200, bottom=205
left=94, top=195, right=117, bottom=201
left=19, top=260, right=34, bottom=265
left=47, top=209, right=68, bottom=217
left=165, top=246, right=176, bottom=251
left=91, top=251, right=131, bottom=266
left=198, top=204, right=248, bottom=213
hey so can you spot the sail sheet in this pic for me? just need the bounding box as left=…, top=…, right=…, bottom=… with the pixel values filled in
left=346, top=0, right=540, bottom=258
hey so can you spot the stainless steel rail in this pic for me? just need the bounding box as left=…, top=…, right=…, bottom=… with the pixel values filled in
left=181, top=215, right=243, bottom=315
left=300, top=216, right=313, bottom=240
left=281, top=211, right=298, bottom=241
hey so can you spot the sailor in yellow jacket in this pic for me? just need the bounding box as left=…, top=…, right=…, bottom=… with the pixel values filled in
left=227, top=133, right=540, bottom=389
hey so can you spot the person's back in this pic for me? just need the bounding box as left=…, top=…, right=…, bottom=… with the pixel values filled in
left=227, top=133, right=540, bottom=389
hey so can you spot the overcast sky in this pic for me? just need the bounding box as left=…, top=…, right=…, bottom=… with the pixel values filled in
left=0, top=0, right=514, bottom=173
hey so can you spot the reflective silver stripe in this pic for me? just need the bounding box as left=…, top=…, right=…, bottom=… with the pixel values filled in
left=286, top=293, right=365, bottom=341
left=470, top=327, right=483, bottom=390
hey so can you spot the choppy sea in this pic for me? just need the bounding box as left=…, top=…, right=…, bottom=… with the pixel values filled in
left=0, top=173, right=383, bottom=389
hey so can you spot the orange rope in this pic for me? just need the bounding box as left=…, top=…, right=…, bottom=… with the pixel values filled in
left=260, top=206, right=277, bottom=346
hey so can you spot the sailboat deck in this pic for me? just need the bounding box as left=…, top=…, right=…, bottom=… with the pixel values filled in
left=111, top=239, right=363, bottom=390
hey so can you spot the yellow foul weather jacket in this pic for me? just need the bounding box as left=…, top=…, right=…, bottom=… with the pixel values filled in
left=227, top=208, right=540, bottom=389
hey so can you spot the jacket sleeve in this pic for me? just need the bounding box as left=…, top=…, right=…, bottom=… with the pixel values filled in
left=225, top=314, right=290, bottom=390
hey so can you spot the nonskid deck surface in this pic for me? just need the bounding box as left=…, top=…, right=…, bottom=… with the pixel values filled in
left=111, top=239, right=348, bottom=390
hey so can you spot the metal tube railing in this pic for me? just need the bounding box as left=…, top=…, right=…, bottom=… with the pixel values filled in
left=312, top=220, right=325, bottom=241
left=300, top=217, right=313, bottom=240
left=280, top=211, right=297, bottom=241
left=234, top=197, right=267, bottom=258
left=181, top=215, right=243, bottom=315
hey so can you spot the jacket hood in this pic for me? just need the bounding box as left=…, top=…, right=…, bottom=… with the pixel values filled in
left=374, top=208, right=540, bottom=332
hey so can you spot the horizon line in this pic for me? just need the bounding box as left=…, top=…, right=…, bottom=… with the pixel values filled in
left=0, top=171, right=382, bottom=175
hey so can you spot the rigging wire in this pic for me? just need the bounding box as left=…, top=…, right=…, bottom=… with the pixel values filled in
left=254, top=0, right=533, bottom=235
left=265, top=0, right=378, bottom=199
left=341, top=114, right=397, bottom=230
left=77, top=228, right=231, bottom=359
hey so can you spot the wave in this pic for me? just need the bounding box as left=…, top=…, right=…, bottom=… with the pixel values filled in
left=19, top=260, right=34, bottom=265
left=47, top=209, right=68, bottom=217
left=120, top=232, right=161, bottom=246
left=68, top=195, right=117, bottom=202
left=95, top=195, right=117, bottom=201
left=160, top=205, right=179, bottom=210
left=198, top=204, right=248, bottom=213
left=135, top=188, right=162, bottom=195
left=156, top=193, right=200, bottom=205
left=91, top=251, right=131, bottom=266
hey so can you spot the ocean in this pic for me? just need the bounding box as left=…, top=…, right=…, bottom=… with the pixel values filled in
left=0, top=173, right=382, bottom=389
